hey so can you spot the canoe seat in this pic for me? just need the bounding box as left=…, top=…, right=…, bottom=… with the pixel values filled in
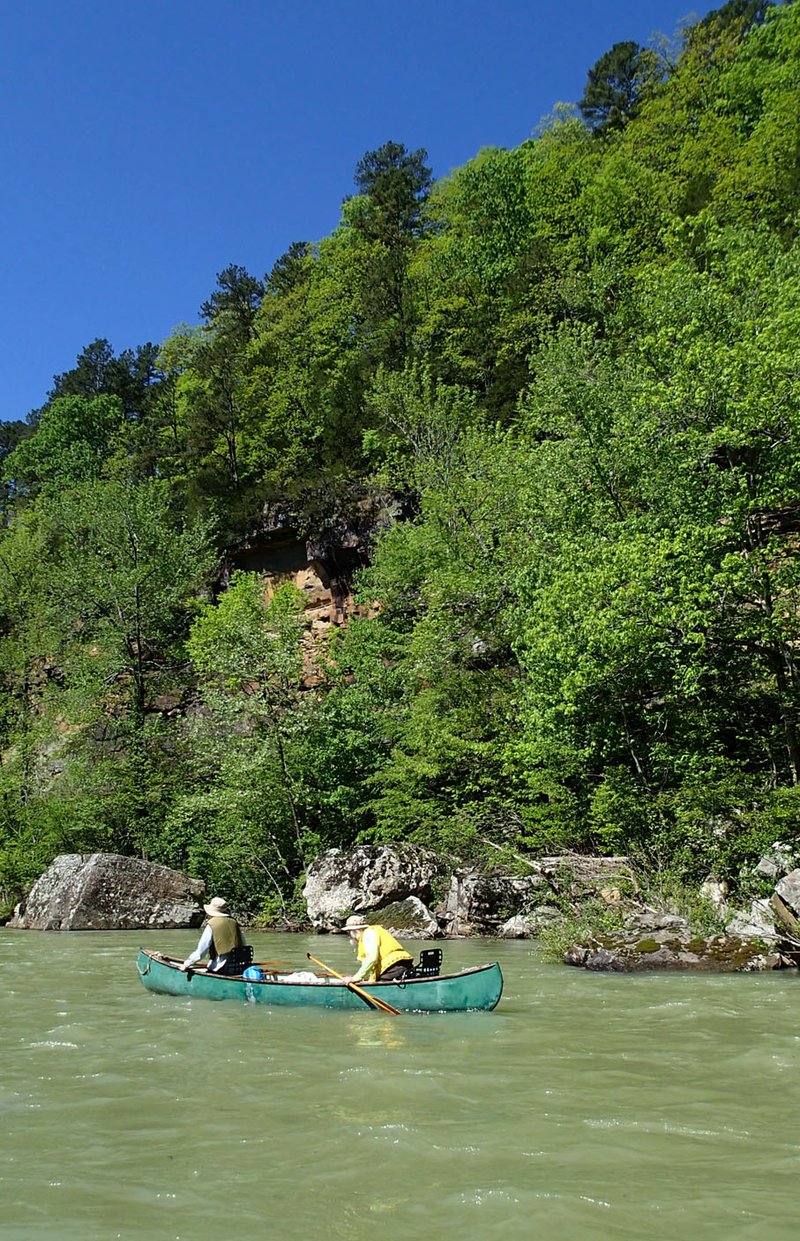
left=414, top=948, right=443, bottom=977
left=222, top=945, right=254, bottom=975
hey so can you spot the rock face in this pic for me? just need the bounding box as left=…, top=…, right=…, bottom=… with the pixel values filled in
left=223, top=495, right=403, bottom=688
left=303, top=845, right=444, bottom=933
left=439, top=869, right=551, bottom=936
left=8, top=853, right=205, bottom=930
left=564, top=907, right=786, bottom=972
left=725, top=898, right=779, bottom=941
left=774, top=868, right=800, bottom=918
left=437, top=854, right=636, bottom=936
left=564, top=933, right=784, bottom=972
left=304, top=847, right=640, bottom=938
left=301, top=845, right=800, bottom=962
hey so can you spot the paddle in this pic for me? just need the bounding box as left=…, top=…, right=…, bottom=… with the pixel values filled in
left=307, top=953, right=400, bottom=1016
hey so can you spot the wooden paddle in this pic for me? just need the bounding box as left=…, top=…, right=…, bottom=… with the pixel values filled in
left=307, top=953, right=400, bottom=1016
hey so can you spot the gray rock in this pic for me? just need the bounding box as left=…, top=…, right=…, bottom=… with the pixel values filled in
left=583, top=947, right=628, bottom=972
left=358, top=896, right=439, bottom=940
left=499, top=906, right=562, bottom=938
left=754, top=843, right=797, bottom=881
left=538, top=854, right=636, bottom=891
left=303, top=845, right=444, bottom=932
left=774, top=868, right=800, bottom=920
left=531, top=904, right=562, bottom=921
left=439, top=868, right=549, bottom=936
left=8, top=853, right=205, bottom=930
left=625, top=910, right=691, bottom=935
left=725, top=899, right=779, bottom=942
left=564, top=931, right=784, bottom=972
left=499, top=914, right=538, bottom=938
left=698, top=877, right=729, bottom=910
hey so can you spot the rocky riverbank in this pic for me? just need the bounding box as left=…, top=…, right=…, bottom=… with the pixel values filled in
left=7, top=843, right=800, bottom=973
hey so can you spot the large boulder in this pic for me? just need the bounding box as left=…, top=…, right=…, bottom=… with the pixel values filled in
left=725, top=898, right=779, bottom=942
left=303, top=845, right=444, bottom=932
left=499, top=911, right=561, bottom=938
left=8, top=853, right=205, bottom=930
left=438, top=854, right=636, bottom=937
left=362, top=896, right=439, bottom=939
left=439, top=868, right=550, bottom=936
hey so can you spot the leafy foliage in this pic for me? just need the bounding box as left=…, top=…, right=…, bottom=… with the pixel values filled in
left=2, top=3, right=800, bottom=909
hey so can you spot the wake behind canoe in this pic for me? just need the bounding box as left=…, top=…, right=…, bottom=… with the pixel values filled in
left=136, top=949, right=503, bottom=1012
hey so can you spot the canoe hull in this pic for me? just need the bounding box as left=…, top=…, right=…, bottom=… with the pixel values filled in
left=136, top=950, right=503, bottom=1012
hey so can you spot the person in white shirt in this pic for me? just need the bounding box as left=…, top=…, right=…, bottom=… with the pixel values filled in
left=180, top=896, right=249, bottom=974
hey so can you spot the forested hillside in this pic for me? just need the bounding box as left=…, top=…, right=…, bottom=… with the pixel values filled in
left=1, top=0, right=799, bottom=920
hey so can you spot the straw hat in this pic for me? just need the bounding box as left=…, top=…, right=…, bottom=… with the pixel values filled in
left=342, top=915, right=370, bottom=933
left=203, top=896, right=232, bottom=918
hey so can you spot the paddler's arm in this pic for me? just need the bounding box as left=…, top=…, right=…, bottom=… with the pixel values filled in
left=180, top=924, right=213, bottom=970
left=349, top=927, right=380, bottom=983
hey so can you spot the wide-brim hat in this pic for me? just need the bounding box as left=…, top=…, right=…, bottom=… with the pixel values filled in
left=342, top=915, right=370, bottom=933
left=204, top=897, right=232, bottom=918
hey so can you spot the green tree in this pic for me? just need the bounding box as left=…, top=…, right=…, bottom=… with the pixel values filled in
left=353, top=140, right=433, bottom=241
left=181, top=575, right=311, bottom=910
left=2, top=394, right=125, bottom=498
left=49, top=338, right=161, bottom=417
left=507, top=223, right=800, bottom=872
left=266, top=242, right=312, bottom=295
left=0, top=420, right=30, bottom=523
left=578, top=41, right=662, bottom=135
left=356, top=368, right=530, bottom=851
left=200, top=264, right=264, bottom=334
left=0, top=479, right=214, bottom=874
left=698, top=0, right=772, bottom=35
left=38, top=479, right=214, bottom=721
left=349, top=140, right=433, bottom=367
left=244, top=215, right=366, bottom=506
left=165, top=268, right=268, bottom=532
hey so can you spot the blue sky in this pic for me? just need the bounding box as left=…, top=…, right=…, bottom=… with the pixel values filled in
left=0, top=1, right=716, bottom=421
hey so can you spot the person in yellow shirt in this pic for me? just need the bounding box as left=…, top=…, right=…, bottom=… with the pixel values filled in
left=342, top=915, right=414, bottom=983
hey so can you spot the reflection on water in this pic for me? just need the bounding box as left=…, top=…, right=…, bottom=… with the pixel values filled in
left=2, top=928, right=799, bottom=1241
left=346, top=1013, right=409, bottom=1051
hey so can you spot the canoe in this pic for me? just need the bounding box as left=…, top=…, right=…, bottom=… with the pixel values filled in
left=136, top=949, right=503, bottom=1013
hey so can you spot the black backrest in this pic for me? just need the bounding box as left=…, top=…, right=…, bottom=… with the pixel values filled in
left=416, top=948, right=443, bottom=977
left=229, top=945, right=254, bottom=972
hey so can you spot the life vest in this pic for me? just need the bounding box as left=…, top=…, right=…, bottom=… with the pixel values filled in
left=357, top=926, right=413, bottom=982
left=208, top=914, right=244, bottom=958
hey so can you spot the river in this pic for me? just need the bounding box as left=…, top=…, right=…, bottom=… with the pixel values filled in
left=2, top=928, right=798, bottom=1240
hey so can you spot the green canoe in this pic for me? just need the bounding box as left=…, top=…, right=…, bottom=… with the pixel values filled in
left=136, top=949, right=503, bottom=1013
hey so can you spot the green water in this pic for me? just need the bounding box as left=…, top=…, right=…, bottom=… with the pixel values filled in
left=2, top=928, right=798, bottom=1241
